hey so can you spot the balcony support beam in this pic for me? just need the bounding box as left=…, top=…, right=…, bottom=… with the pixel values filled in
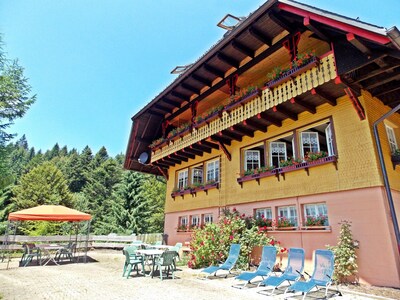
left=249, top=27, right=271, bottom=46
left=217, top=141, right=231, bottom=161
left=219, top=130, right=242, bottom=142
left=211, top=135, right=232, bottom=146
left=201, top=140, right=220, bottom=150
left=192, top=74, right=212, bottom=87
left=243, top=119, right=267, bottom=132
left=204, top=64, right=225, bottom=78
left=191, top=143, right=211, bottom=154
left=311, top=88, right=337, bottom=106
left=231, top=125, right=254, bottom=138
left=290, top=97, right=316, bottom=114
left=232, top=41, right=255, bottom=58
left=257, top=112, right=282, bottom=127
left=273, top=105, right=298, bottom=121
left=176, top=151, right=195, bottom=160
left=217, top=53, right=240, bottom=69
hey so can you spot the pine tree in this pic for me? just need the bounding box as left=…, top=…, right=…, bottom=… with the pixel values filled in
left=13, top=161, right=73, bottom=209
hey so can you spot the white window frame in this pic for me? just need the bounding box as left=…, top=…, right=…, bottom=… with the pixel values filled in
left=277, top=206, right=298, bottom=226
left=177, top=169, right=188, bottom=189
left=244, top=150, right=261, bottom=170
left=180, top=216, right=188, bottom=226
left=191, top=165, right=203, bottom=185
left=300, top=132, right=320, bottom=157
left=191, top=215, right=200, bottom=227
left=304, top=203, right=329, bottom=225
left=385, top=125, right=398, bottom=153
left=269, top=142, right=287, bottom=167
left=325, top=124, right=335, bottom=156
left=203, top=213, right=213, bottom=224
left=206, top=159, right=219, bottom=182
left=255, top=208, right=272, bottom=220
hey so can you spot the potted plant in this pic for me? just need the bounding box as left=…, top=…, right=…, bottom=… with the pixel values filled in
left=149, top=137, right=166, bottom=149
left=255, top=216, right=273, bottom=232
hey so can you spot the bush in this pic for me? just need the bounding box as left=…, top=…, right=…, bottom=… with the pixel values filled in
left=327, top=220, right=359, bottom=283
left=188, top=208, right=283, bottom=270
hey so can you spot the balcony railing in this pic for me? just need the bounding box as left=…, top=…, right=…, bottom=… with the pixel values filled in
left=151, top=53, right=337, bottom=163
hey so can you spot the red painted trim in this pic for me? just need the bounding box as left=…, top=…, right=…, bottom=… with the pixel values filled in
left=334, top=77, right=342, bottom=84
left=319, top=50, right=333, bottom=59
left=278, top=3, right=390, bottom=45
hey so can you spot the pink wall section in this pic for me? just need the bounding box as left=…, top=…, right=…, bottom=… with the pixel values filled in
left=164, top=186, right=400, bottom=287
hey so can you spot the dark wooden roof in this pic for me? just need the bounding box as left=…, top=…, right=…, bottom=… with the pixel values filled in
left=125, top=0, right=400, bottom=174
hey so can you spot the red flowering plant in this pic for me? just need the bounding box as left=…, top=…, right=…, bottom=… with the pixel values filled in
left=304, top=151, right=328, bottom=162
left=279, top=157, right=303, bottom=167
left=266, top=50, right=317, bottom=81
left=276, top=217, right=295, bottom=228
left=305, top=215, right=328, bottom=226
left=188, top=208, right=284, bottom=270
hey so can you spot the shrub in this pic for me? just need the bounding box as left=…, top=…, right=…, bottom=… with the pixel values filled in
left=188, top=208, right=283, bottom=270
left=327, top=220, right=359, bottom=283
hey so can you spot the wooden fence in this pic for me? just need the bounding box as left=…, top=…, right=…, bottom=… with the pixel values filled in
left=0, top=233, right=164, bottom=251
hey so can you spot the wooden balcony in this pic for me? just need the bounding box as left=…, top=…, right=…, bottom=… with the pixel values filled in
left=151, top=53, right=337, bottom=164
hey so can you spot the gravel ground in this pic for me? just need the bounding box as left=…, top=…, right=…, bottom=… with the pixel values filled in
left=0, top=250, right=397, bottom=300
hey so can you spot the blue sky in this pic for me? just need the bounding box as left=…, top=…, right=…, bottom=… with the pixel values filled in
left=0, top=0, right=398, bottom=156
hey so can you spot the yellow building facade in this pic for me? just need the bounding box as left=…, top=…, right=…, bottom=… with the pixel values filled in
left=125, top=0, right=400, bottom=287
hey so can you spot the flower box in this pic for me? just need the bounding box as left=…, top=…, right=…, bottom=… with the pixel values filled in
left=391, top=154, right=400, bottom=165
left=169, top=127, right=191, bottom=142
left=301, top=226, right=331, bottom=231
left=275, top=226, right=298, bottom=231
left=265, top=57, right=319, bottom=90
left=171, top=188, right=193, bottom=198
left=279, top=162, right=308, bottom=173
left=195, top=110, right=222, bottom=128
left=198, top=182, right=219, bottom=191
left=224, top=89, right=262, bottom=113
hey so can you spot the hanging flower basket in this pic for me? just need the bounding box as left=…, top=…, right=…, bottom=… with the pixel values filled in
left=391, top=153, right=400, bottom=165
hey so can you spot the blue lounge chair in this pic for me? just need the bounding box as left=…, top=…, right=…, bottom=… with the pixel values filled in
left=233, top=245, right=276, bottom=288
left=285, top=249, right=340, bottom=300
left=258, top=247, right=305, bottom=295
left=198, top=244, right=241, bottom=279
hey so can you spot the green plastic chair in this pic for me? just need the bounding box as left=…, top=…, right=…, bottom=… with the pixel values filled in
left=55, top=242, right=76, bottom=262
left=153, top=250, right=179, bottom=280
left=122, top=246, right=145, bottom=278
left=20, top=243, right=41, bottom=267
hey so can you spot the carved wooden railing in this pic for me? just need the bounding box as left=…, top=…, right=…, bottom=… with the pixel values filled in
left=151, top=52, right=337, bottom=163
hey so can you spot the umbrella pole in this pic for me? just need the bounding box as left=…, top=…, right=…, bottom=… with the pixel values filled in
left=84, top=221, right=91, bottom=263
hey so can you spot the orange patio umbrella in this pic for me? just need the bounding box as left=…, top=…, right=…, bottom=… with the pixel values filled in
left=8, top=205, right=91, bottom=222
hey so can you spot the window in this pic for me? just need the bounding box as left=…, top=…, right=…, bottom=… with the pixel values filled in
left=255, top=208, right=272, bottom=220
left=244, top=144, right=265, bottom=170
left=206, top=159, right=219, bottom=182
left=177, top=169, right=188, bottom=189
left=179, top=216, right=188, bottom=227
left=269, top=134, right=294, bottom=167
left=191, top=215, right=200, bottom=227
left=203, top=213, right=213, bottom=224
left=385, top=125, right=398, bottom=153
left=278, top=206, right=298, bottom=226
left=191, top=165, right=203, bottom=185
left=299, top=122, right=335, bottom=158
left=304, top=203, right=329, bottom=226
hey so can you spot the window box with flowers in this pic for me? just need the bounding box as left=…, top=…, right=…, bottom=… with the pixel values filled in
left=177, top=225, right=188, bottom=232
left=149, top=137, right=167, bottom=150
left=171, top=186, right=194, bottom=198
left=255, top=217, right=273, bottom=232
left=195, top=105, right=224, bottom=128
left=166, top=123, right=191, bottom=142
left=275, top=217, right=297, bottom=231
left=301, top=215, right=330, bottom=230
left=224, top=86, right=262, bottom=113
left=198, top=180, right=219, bottom=192
left=264, top=51, right=319, bottom=90
left=237, top=166, right=276, bottom=185
left=391, top=149, right=400, bottom=167
left=278, top=157, right=307, bottom=173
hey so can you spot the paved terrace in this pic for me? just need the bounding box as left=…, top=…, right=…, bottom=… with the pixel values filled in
left=0, top=250, right=394, bottom=300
